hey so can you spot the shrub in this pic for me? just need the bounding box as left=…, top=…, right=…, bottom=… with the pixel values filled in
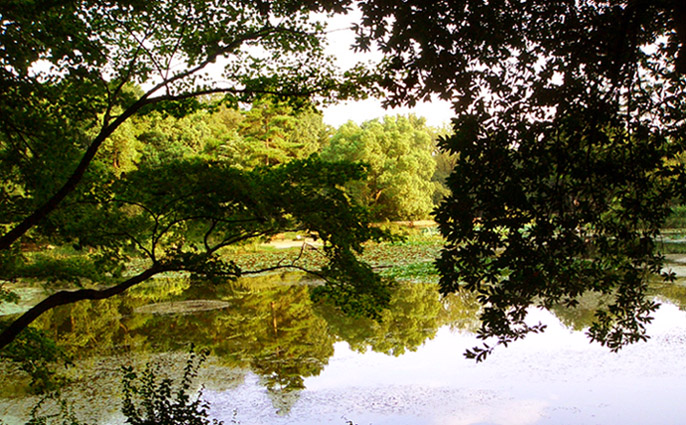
left=121, top=348, right=224, bottom=425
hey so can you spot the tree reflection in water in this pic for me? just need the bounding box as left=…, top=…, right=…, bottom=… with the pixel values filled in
left=2, top=273, right=479, bottom=414
left=4, top=271, right=684, bottom=420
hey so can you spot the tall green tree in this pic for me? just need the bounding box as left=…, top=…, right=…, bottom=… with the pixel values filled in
left=323, top=115, right=437, bottom=220
left=0, top=0, right=383, bottom=351
left=135, top=110, right=219, bottom=166
left=352, top=0, right=686, bottom=358
left=129, top=97, right=331, bottom=169
left=226, top=97, right=331, bottom=168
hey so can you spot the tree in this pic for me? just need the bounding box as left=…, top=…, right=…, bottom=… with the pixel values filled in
left=0, top=0, right=384, bottom=351
left=322, top=115, right=437, bottom=220
left=230, top=97, right=332, bottom=168
left=135, top=109, right=219, bottom=166
left=131, top=97, right=331, bottom=169
left=351, top=1, right=686, bottom=358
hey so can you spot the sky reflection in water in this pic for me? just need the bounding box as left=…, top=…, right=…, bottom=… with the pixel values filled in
left=205, top=303, right=686, bottom=425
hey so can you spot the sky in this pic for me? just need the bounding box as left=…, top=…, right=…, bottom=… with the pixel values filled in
left=29, top=9, right=454, bottom=129
left=322, top=97, right=455, bottom=129
left=320, top=12, right=454, bottom=129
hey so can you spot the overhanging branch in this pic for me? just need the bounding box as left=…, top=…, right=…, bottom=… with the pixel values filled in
left=0, top=25, right=325, bottom=251
left=0, top=264, right=170, bottom=351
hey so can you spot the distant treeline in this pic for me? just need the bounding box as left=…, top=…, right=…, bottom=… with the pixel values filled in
left=101, top=94, right=454, bottom=221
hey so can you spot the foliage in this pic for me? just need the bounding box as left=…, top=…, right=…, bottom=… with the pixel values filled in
left=430, top=147, right=457, bottom=205
left=133, top=97, right=332, bottom=171
left=13, top=253, right=103, bottom=287
left=136, top=110, right=219, bottom=166
left=0, top=324, right=70, bottom=393
left=322, top=115, right=438, bottom=220
left=121, top=348, right=223, bottom=425
left=439, top=124, right=679, bottom=360
left=352, top=0, right=686, bottom=358
left=0, top=0, right=381, bottom=350
left=228, top=97, right=332, bottom=168
left=0, top=282, right=20, bottom=305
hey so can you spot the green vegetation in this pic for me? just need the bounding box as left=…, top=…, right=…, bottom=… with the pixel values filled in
left=121, top=348, right=222, bottom=425
left=355, top=1, right=686, bottom=360
left=322, top=115, right=442, bottom=220
left=2, top=3, right=686, bottom=416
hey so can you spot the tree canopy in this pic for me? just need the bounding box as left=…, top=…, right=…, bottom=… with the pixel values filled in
left=229, top=97, right=331, bottom=168
left=0, top=0, right=383, bottom=350
left=322, top=115, right=437, bottom=220
left=350, top=0, right=686, bottom=358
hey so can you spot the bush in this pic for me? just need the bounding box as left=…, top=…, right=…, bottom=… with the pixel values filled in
left=121, top=348, right=224, bottom=425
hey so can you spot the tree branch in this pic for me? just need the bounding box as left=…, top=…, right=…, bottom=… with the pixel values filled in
left=0, top=105, right=143, bottom=250
left=0, top=24, right=314, bottom=251
left=0, top=264, right=170, bottom=351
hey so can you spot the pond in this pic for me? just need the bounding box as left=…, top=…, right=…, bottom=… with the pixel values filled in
left=3, top=268, right=686, bottom=425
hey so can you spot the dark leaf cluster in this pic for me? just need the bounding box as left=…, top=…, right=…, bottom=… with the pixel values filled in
left=349, top=0, right=686, bottom=355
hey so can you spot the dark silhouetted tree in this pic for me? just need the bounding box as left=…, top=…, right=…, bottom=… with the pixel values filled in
left=352, top=0, right=686, bottom=358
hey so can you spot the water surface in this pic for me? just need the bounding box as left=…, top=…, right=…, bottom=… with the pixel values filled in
left=2, top=272, right=686, bottom=425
